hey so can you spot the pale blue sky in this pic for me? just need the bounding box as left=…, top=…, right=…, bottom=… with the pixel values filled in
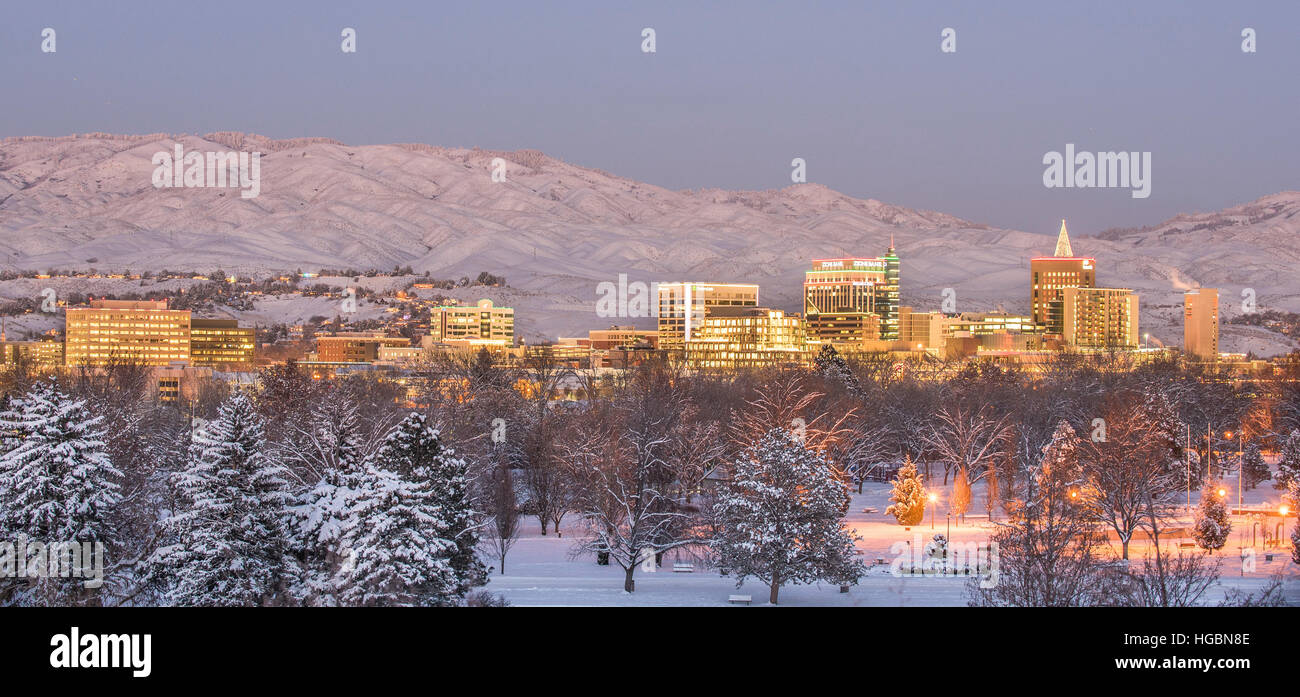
left=2, top=0, right=1296, bottom=233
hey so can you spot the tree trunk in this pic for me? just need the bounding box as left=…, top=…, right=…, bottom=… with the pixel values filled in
left=623, top=566, right=636, bottom=593
left=769, top=572, right=780, bottom=605
left=538, top=515, right=547, bottom=535
left=1121, top=537, right=1130, bottom=560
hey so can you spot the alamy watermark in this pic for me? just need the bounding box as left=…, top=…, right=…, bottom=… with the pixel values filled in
left=1043, top=144, right=1151, bottom=199
left=152, top=144, right=262, bottom=199
left=0, top=534, right=105, bottom=589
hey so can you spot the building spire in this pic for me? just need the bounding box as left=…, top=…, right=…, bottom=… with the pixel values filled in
left=1054, top=219, right=1073, bottom=257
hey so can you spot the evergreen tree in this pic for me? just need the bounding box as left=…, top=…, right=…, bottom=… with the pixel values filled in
left=0, top=380, right=122, bottom=606
left=885, top=456, right=926, bottom=527
left=1192, top=480, right=1231, bottom=551
left=424, top=425, right=488, bottom=597
left=813, top=344, right=861, bottom=395
left=951, top=464, right=972, bottom=524
left=1274, top=430, right=1300, bottom=492
left=291, top=395, right=367, bottom=606
left=144, top=391, right=296, bottom=606
left=1239, top=442, right=1269, bottom=490
left=712, top=429, right=864, bottom=604
left=337, top=412, right=484, bottom=606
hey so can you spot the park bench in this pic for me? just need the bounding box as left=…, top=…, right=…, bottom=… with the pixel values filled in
left=672, top=563, right=694, bottom=573
left=728, top=594, right=752, bottom=605
left=1178, top=542, right=1196, bottom=549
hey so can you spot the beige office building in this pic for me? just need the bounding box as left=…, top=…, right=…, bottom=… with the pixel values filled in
left=65, top=299, right=191, bottom=366
left=683, top=307, right=807, bottom=369
left=431, top=299, right=515, bottom=346
left=657, top=282, right=759, bottom=348
left=1061, top=287, right=1139, bottom=349
left=1184, top=288, right=1219, bottom=360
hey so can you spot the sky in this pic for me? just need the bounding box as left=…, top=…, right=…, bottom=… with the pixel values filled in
left=1, top=0, right=1296, bottom=234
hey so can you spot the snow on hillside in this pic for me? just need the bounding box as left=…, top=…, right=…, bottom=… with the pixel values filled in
left=2, top=133, right=1298, bottom=353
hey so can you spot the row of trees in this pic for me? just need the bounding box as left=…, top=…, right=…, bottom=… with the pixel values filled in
left=3, top=342, right=1298, bottom=606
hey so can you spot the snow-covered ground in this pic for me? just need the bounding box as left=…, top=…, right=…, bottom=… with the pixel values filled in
left=485, top=476, right=1300, bottom=607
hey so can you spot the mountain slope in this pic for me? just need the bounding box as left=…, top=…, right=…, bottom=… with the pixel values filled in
left=2, top=133, right=1298, bottom=353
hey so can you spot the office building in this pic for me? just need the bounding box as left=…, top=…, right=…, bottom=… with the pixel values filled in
left=431, top=299, right=515, bottom=346
left=315, top=332, right=411, bottom=363
left=1061, top=287, right=1139, bottom=349
left=190, top=319, right=256, bottom=367
left=1184, top=288, right=1219, bottom=360
left=682, top=307, right=807, bottom=369
left=65, top=299, right=190, bottom=366
left=1031, top=221, right=1096, bottom=335
left=657, top=282, right=760, bottom=348
left=803, top=244, right=900, bottom=343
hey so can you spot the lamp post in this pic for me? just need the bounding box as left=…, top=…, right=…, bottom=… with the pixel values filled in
left=928, top=492, right=937, bottom=530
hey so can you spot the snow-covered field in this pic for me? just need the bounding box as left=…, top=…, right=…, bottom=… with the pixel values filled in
left=485, top=478, right=1300, bottom=607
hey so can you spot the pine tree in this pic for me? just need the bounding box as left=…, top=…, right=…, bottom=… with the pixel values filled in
left=337, top=412, right=484, bottom=606
left=813, top=344, right=862, bottom=396
left=1274, top=429, right=1300, bottom=492
left=1239, top=442, right=1269, bottom=490
left=951, top=464, right=972, bottom=524
left=712, top=428, right=865, bottom=604
left=0, top=379, right=122, bottom=606
left=1192, top=480, right=1231, bottom=551
left=291, top=396, right=367, bottom=606
left=144, top=391, right=296, bottom=606
left=885, top=455, right=926, bottom=527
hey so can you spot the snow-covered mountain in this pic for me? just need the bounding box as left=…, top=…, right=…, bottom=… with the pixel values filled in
left=1, top=132, right=1297, bottom=353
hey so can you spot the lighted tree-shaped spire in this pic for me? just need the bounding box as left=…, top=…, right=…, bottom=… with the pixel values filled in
left=1054, top=219, right=1073, bottom=257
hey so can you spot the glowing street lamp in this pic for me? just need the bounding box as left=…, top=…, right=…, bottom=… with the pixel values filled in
left=1217, top=488, right=1227, bottom=498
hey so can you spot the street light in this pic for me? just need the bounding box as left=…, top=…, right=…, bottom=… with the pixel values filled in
left=928, top=492, right=937, bottom=530
left=1217, top=488, right=1227, bottom=498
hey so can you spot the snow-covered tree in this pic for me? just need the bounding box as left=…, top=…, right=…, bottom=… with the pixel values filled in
left=569, top=366, right=711, bottom=593
left=970, top=425, right=1105, bottom=607
left=336, top=412, right=485, bottom=606
left=1192, top=481, right=1231, bottom=551
left=885, top=456, right=926, bottom=527
left=1239, top=442, right=1269, bottom=490
left=290, top=396, right=368, bottom=606
left=144, top=391, right=296, bottom=606
left=712, top=429, right=864, bottom=604
left=813, top=344, right=862, bottom=396
left=922, top=404, right=1011, bottom=485
left=1078, top=400, right=1180, bottom=560
left=1273, top=430, right=1300, bottom=492
left=0, top=379, right=122, bottom=606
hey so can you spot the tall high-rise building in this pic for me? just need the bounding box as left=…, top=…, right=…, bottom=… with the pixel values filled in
left=803, top=243, right=900, bottom=343
left=1031, top=220, right=1095, bottom=336
left=1061, top=287, right=1139, bottom=349
left=190, top=319, right=256, bottom=367
left=431, top=299, right=515, bottom=346
left=657, top=282, right=759, bottom=347
left=65, top=299, right=191, bottom=366
left=1184, top=288, right=1219, bottom=360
